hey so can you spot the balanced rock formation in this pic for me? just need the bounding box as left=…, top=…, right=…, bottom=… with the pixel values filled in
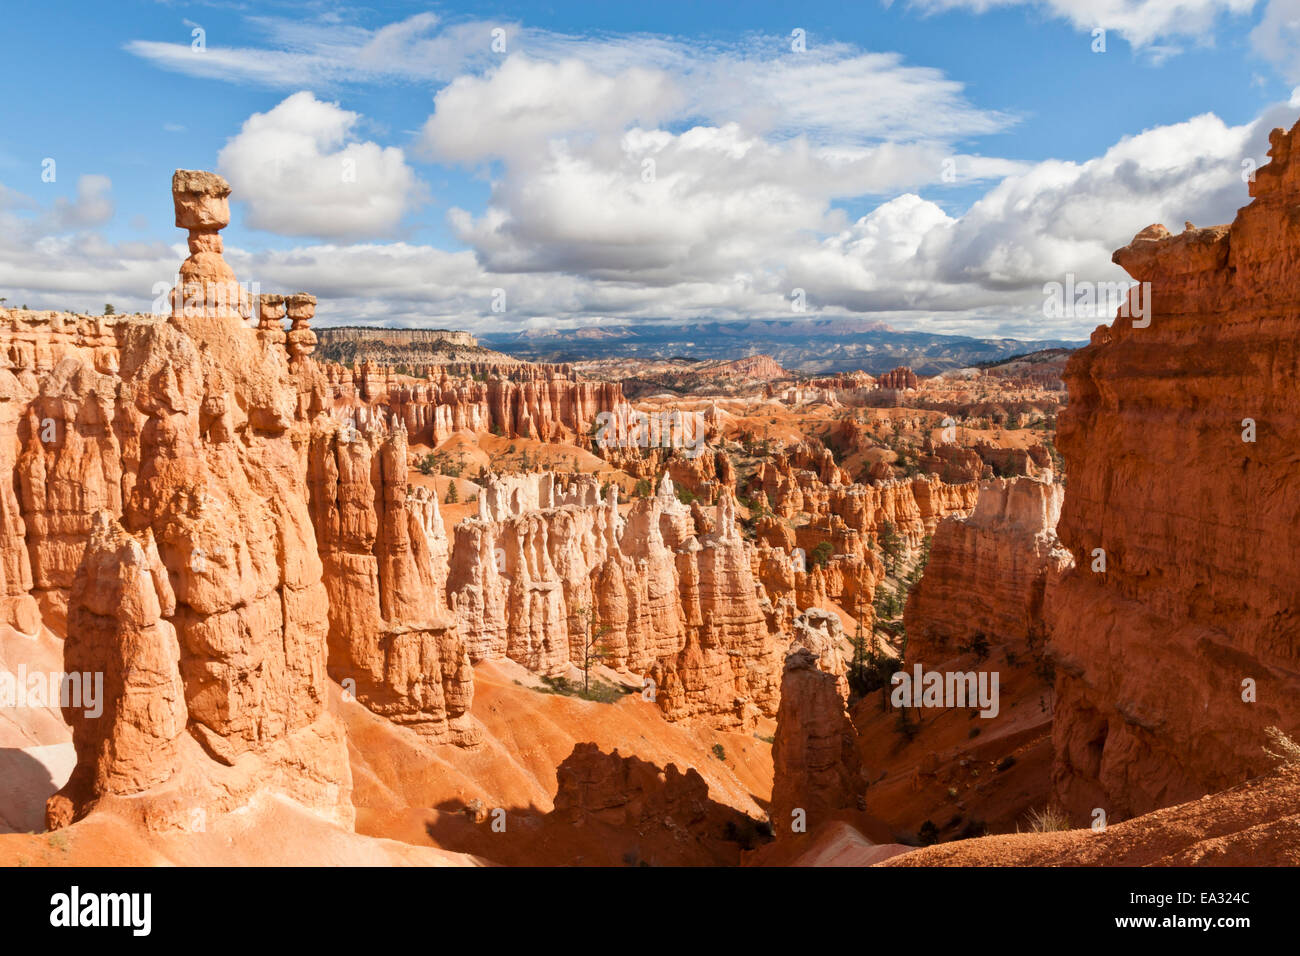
left=43, top=170, right=352, bottom=830
left=1048, top=117, right=1300, bottom=820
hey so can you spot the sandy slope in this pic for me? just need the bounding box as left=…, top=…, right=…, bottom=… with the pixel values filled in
left=880, top=764, right=1300, bottom=866
left=851, top=646, right=1055, bottom=841
left=0, top=793, right=486, bottom=867
left=348, top=659, right=775, bottom=864
left=747, top=822, right=913, bottom=866
left=0, top=640, right=774, bottom=866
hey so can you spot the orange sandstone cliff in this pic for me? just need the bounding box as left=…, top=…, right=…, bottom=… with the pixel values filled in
left=906, top=476, right=1071, bottom=663
left=1048, top=117, right=1300, bottom=821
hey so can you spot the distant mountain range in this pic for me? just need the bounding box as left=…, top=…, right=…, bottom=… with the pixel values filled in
left=479, top=319, right=1083, bottom=376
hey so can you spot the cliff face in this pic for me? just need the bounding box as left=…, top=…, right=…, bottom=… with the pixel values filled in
left=326, top=361, right=630, bottom=445
left=906, top=477, right=1071, bottom=663
left=313, top=326, right=518, bottom=369
left=444, top=473, right=785, bottom=728
left=1048, top=117, right=1300, bottom=820
left=307, top=422, right=476, bottom=743
left=319, top=327, right=479, bottom=349
left=4, top=316, right=123, bottom=633
left=709, top=354, right=788, bottom=381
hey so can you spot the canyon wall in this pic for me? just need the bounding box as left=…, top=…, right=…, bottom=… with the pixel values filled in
left=1048, top=118, right=1300, bottom=820
left=3, top=312, right=124, bottom=633
left=0, top=168, right=1018, bottom=846
left=318, top=326, right=479, bottom=349
left=307, top=421, right=476, bottom=743
left=325, top=361, right=630, bottom=445
left=905, top=476, right=1071, bottom=663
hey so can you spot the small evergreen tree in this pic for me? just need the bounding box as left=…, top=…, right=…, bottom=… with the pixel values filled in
left=445, top=481, right=459, bottom=504
left=809, top=541, right=834, bottom=569
left=849, top=604, right=870, bottom=693
left=878, top=520, right=902, bottom=569
left=573, top=605, right=611, bottom=695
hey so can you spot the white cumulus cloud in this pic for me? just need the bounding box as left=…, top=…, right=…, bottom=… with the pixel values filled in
left=217, top=91, right=425, bottom=239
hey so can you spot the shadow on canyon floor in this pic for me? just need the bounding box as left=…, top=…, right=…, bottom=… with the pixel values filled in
left=417, top=746, right=775, bottom=866
left=0, top=748, right=58, bottom=834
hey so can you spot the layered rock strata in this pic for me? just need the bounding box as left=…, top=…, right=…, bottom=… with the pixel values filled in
left=447, top=473, right=786, bottom=727
left=749, top=453, right=978, bottom=548
left=307, top=421, right=475, bottom=743
left=905, top=476, right=1071, bottom=663
left=1048, top=117, right=1300, bottom=820
left=326, top=361, right=630, bottom=445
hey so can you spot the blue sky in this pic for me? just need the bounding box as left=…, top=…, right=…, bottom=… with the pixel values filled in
left=1, top=0, right=1298, bottom=338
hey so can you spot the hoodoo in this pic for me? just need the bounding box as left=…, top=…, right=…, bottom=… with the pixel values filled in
left=44, top=170, right=354, bottom=830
